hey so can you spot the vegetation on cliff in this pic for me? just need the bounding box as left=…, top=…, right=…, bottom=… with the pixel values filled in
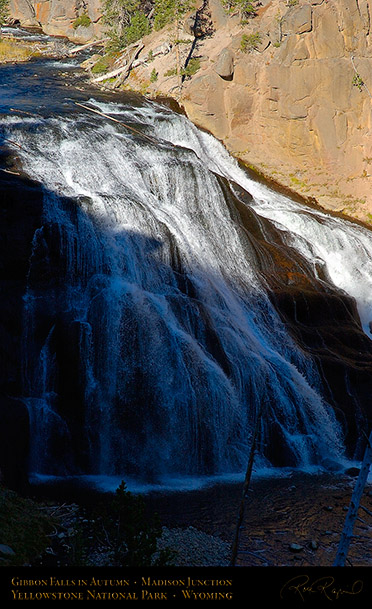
left=153, top=0, right=195, bottom=31
left=221, top=0, right=258, bottom=22
left=102, top=0, right=151, bottom=50
left=0, top=486, right=54, bottom=566
left=0, top=0, right=8, bottom=27
left=94, top=0, right=372, bottom=226
left=102, top=0, right=196, bottom=50
left=0, top=481, right=174, bottom=567
left=72, top=13, right=92, bottom=30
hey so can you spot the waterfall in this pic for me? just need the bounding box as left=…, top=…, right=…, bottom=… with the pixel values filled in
left=3, top=92, right=368, bottom=488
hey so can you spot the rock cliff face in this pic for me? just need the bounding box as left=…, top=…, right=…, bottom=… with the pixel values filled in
left=109, top=0, right=372, bottom=225
left=9, top=0, right=103, bottom=43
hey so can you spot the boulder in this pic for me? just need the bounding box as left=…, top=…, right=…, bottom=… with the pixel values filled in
left=8, top=0, right=39, bottom=27
left=183, top=71, right=229, bottom=140
left=184, top=12, right=197, bottom=36
left=282, top=4, right=313, bottom=36
left=214, top=47, right=234, bottom=80
left=345, top=467, right=361, bottom=477
left=209, top=0, right=228, bottom=29
left=0, top=544, right=16, bottom=557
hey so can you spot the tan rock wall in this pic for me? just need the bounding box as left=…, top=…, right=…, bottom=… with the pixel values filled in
left=177, top=0, right=372, bottom=219
left=9, top=0, right=104, bottom=42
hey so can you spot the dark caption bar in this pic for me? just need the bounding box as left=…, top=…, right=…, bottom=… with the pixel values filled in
left=1, top=566, right=371, bottom=603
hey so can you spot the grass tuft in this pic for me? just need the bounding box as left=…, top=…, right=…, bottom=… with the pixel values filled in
left=0, top=39, right=38, bottom=63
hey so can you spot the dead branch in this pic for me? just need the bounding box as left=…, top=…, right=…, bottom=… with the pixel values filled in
left=91, top=64, right=129, bottom=84
left=4, top=138, right=24, bottom=150
left=1, top=168, right=21, bottom=175
left=10, top=107, right=38, bottom=117
left=74, top=101, right=159, bottom=145
left=91, top=41, right=144, bottom=86
left=360, top=504, right=372, bottom=518
left=69, top=38, right=109, bottom=55
left=112, top=43, right=145, bottom=88
left=230, top=399, right=267, bottom=566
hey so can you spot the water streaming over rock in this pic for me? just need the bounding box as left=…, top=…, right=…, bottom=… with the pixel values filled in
left=1, top=57, right=372, bottom=489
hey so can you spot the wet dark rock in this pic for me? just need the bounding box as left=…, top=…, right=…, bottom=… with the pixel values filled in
left=0, top=169, right=44, bottom=491
left=0, top=544, right=15, bottom=556
left=232, top=192, right=372, bottom=463
left=0, top=396, right=30, bottom=492
left=345, top=467, right=361, bottom=477
left=0, top=172, right=44, bottom=396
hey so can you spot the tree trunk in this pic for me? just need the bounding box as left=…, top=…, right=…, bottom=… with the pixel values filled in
left=230, top=401, right=266, bottom=566
left=333, top=429, right=372, bottom=566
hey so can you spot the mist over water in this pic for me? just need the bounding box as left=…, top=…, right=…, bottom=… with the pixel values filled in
left=1, top=57, right=371, bottom=490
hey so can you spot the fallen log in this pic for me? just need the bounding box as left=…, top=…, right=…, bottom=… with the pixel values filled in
left=112, top=43, right=144, bottom=88
left=91, top=42, right=144, bottom=86
left=74, top=101, right=159, bottom=145
left=91, top=64, right=129, bottom=84
left=69, top=38, right=109, bottom=55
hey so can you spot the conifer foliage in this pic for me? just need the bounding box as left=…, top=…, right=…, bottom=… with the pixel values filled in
left=0, top=0, right=9, bottom=27
left=153, top=0, right=195, bottom=31
left=102, top=0, right=151, bottom=50
left=102, top=0, right=196, bottom=49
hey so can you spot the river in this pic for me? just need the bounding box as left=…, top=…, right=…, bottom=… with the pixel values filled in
left=1, top=42, right=372, bottom=500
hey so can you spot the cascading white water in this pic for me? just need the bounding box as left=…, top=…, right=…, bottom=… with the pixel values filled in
left=139, top=101, right=372, bottom=339
left=1, top=97, right=356, bottom=486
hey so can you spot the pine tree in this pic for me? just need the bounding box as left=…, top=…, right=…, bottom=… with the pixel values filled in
left=153, top=0, right=195, bottom=32
left=0, top=0, right=9, bottom=28
left=103, top=0, right=150, bottom=50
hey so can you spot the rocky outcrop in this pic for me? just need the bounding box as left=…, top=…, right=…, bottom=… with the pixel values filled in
left=0, top=164, right=44, bottom=491
left=214, top=47, right=234, bottom=79
left=103, top=0, right=372, bottom=225
left=9, top=0, right=103, bottom=43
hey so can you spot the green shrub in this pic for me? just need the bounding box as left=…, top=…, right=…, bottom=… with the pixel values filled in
left=150, top=68, right=158, bottom=82
left=352, top=73, right=364, bottom=91
left=240, top=32, right=262, bottom=52
left=73, top=14, right=92, bottom=29
left=0, top=486, right=54, bottom=566
left=0, top=0, right=9, bottom=26
left=90, top=481, right=174, bottom=567
left=221, top=0, right=257, bottom=21
left=103, top=0, right=150, bottom=51
left=164, top=67, right=178, bottom=77
left=91, top=55, right=112, bottom=74
left=153, top=0, right=195, bottom=32
left=181, top=57, right=200, bottom=77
